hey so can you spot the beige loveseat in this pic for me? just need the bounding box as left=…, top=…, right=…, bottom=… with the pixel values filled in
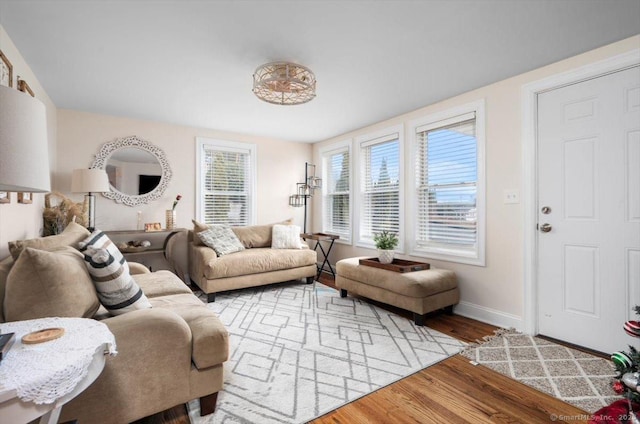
left=0, top=223, right=229, bottom=423
left=189, top=221, right=317, bottom=302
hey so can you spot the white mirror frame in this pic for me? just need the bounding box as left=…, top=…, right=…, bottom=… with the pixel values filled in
left=91, top=135, right=172, bottom=207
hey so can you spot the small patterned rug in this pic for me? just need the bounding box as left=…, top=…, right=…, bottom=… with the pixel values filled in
left=461, top=329, right=621, bottom=413
left=188, top=282, right=465, bottom=423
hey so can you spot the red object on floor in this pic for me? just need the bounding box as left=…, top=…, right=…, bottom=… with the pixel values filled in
left=590, top=399, right=640, bottom=423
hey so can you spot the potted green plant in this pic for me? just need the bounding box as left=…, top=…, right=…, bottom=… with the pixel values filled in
left=373, top=231, right=399, bottom=264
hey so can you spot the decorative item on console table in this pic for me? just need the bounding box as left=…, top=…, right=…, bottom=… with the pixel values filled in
left=166, top=194, right=182, bottom=230
left=373, top=230, right=399, bottom=264
left=42, top=192, right=88, bottom=236
left=105, top=228, right=187, bottom=276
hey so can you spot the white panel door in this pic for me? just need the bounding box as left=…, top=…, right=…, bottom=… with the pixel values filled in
left=537, top=66, right=640, bottom=354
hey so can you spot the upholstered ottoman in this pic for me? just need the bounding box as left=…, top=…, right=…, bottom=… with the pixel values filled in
left=335, top=257, right=459, bottom=326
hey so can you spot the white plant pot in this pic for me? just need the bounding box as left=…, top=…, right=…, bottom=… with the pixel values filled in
left=378, top=249, right=395, bottom=264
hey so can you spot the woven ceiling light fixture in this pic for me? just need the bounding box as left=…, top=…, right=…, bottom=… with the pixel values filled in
left=252, top=62, right=316, bottom=105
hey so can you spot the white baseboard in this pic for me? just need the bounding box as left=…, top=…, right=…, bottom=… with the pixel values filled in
left=454, top=301, right=524, bottom=332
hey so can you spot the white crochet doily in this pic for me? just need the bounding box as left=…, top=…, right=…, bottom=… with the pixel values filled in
left=0, top=317, right=117, bottom=405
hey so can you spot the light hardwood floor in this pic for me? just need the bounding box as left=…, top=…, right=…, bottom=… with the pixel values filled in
left=136, top=276, right=590, bottom=424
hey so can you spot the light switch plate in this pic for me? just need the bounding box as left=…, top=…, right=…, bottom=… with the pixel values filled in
left=503, top=189, right=520, bottom=204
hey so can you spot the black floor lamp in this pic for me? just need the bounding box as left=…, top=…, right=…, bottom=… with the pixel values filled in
left=289, top=162, right=321, bottom=233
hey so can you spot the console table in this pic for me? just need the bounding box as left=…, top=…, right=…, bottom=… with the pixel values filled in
left=301, top=233, right=340, bottom=279
left=0, top=317, right=116, bottom=424
left=105, top=228, right=186, bottom=274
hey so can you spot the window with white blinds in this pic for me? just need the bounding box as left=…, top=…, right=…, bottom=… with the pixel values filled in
left=358, top=132, right=401, bottom=246
left=321, top=143, right=351, bottom=241
left=413, top=107, right=484, bottom=265
left=197, top=139, right=256, bottom=226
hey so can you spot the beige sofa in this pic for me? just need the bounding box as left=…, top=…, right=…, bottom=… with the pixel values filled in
left=0, top=223, right=229, bottom=423
left=189, top=221, right=317, bottom=302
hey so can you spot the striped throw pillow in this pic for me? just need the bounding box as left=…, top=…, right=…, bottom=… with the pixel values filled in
left=78, top=230, right=152, bottom=315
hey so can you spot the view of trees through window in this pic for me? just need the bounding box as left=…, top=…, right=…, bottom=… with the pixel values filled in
left=361, top=139, right=400, bottom=241
left=417, top=118, right=477, bottom=248
left=326, top=150, right=350, bottom=237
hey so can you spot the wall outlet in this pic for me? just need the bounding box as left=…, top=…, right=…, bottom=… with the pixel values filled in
left=503, top=189, right=520, bottom=204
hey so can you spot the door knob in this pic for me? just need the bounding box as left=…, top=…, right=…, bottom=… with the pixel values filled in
left=540, top=223, right=552, bottom=233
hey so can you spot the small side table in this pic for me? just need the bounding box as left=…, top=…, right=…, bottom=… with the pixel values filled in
left=301, top=233, right=340, bottom=279
left=0, top=317, right=116, bottom=424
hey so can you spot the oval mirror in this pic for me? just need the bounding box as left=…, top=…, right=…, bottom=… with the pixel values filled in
left=91, top=135, right=172, bottom=206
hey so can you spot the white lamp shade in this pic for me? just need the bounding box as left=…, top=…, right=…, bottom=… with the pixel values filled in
left=0, top=85, right=51, bottom=192
left=71, top=169, right=110, bottom=193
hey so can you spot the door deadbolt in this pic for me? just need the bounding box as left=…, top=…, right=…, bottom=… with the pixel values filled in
left=539, top=223, right=552, bottom=233
left=541, top=206, right=551, bottom=214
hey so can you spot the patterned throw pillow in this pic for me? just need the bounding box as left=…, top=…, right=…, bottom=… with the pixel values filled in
left=271, top=224, right=302, bottom=249
left=78, top=230, right=152, bottom=315
left=198, top=225, right=245, bottom=256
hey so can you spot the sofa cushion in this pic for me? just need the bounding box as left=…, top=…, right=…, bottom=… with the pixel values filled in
left=192, top=219, right=209, bottom=246
left=271, top=224, right=302, bottom=249
left=78, top=230, right=152, bottom=315
left=148, top=293, right=229, bottom=369
left=198, top=225, right=245, bottom=256
left=202, top=247, right=316, bottom=279
left=8, top=221, right=91, bottom=260
left=231, top=219, right=293, bottom=248
left=3, top=246, right=100, bottom=321
left=133, top=270, right=192, bottom=298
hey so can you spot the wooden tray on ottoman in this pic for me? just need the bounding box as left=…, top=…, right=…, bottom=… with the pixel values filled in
left=359, top=258, right=430, bottom=273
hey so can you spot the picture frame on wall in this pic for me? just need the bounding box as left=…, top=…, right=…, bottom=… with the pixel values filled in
left=17, top=78, right=34, bottom=97
left=0, top=192, right=10, bottom=204
left=0, top=49, right=12, bottom=88
left=17, top=192, right=32, bottom=204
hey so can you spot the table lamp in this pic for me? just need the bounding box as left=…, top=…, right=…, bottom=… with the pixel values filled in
left=71, top=169, right=110, bottom=231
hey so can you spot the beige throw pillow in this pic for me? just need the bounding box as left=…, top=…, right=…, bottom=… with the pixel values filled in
left=3, top=246, right=100, bottom=322
left=192, top=219, right=209, bottom=246
left=8, top=221, right=91, bottom=260
left=232, top=218, right=293, bottom=248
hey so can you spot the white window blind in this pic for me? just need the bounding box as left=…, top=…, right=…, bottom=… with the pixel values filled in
left=200, top=143, right=253, bottom=226
left=323, top=146, right=350, bottom=240
left=360, top=135, right=400, bottom=242
left=416, top=113, right=477, bottom=252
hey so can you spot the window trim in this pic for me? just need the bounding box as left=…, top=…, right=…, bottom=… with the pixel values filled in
left=354, top=124, right=404, bottom=251
left=195, top=137, right=257, bottom=226
left=319, top=139, right=353, bottom=245
left=408, top=100, right=486, bottom=266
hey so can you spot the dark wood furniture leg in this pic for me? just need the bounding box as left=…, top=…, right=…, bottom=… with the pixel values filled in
left=207, top=293, right=216, bottom=303
left=200, top=392, right=219, bottom=416
left=306, top=276, right=315, bottom=284
left=444, top=305, right=454, bottom=315
left=413, top=313, right=425, bottom=326
left=340, top=289, right=347, bottom=298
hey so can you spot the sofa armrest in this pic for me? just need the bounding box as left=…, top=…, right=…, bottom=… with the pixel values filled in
left=188, top=242, right=218, bottom=284
left=128, top=262, right=151, bottom=274
left=62, top=309, right=194, bottom=422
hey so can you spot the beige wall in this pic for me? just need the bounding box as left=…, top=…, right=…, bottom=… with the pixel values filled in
left=56, top=110, right=312, bottom=232
left=312, top=35, right=640, bottom=329
left=0, top=25, right=57, bottom=258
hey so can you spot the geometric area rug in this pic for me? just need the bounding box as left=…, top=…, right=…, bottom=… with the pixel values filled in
left=188, top=282, right=466, bottom=423
left=461, top=329, right=620, bottom=413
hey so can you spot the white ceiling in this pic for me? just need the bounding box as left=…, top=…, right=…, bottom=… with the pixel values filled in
left=0, top=1, right=638, bottom=143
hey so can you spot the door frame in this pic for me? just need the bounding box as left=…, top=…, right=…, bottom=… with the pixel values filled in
left=521, top=48, right=640, bottom=335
